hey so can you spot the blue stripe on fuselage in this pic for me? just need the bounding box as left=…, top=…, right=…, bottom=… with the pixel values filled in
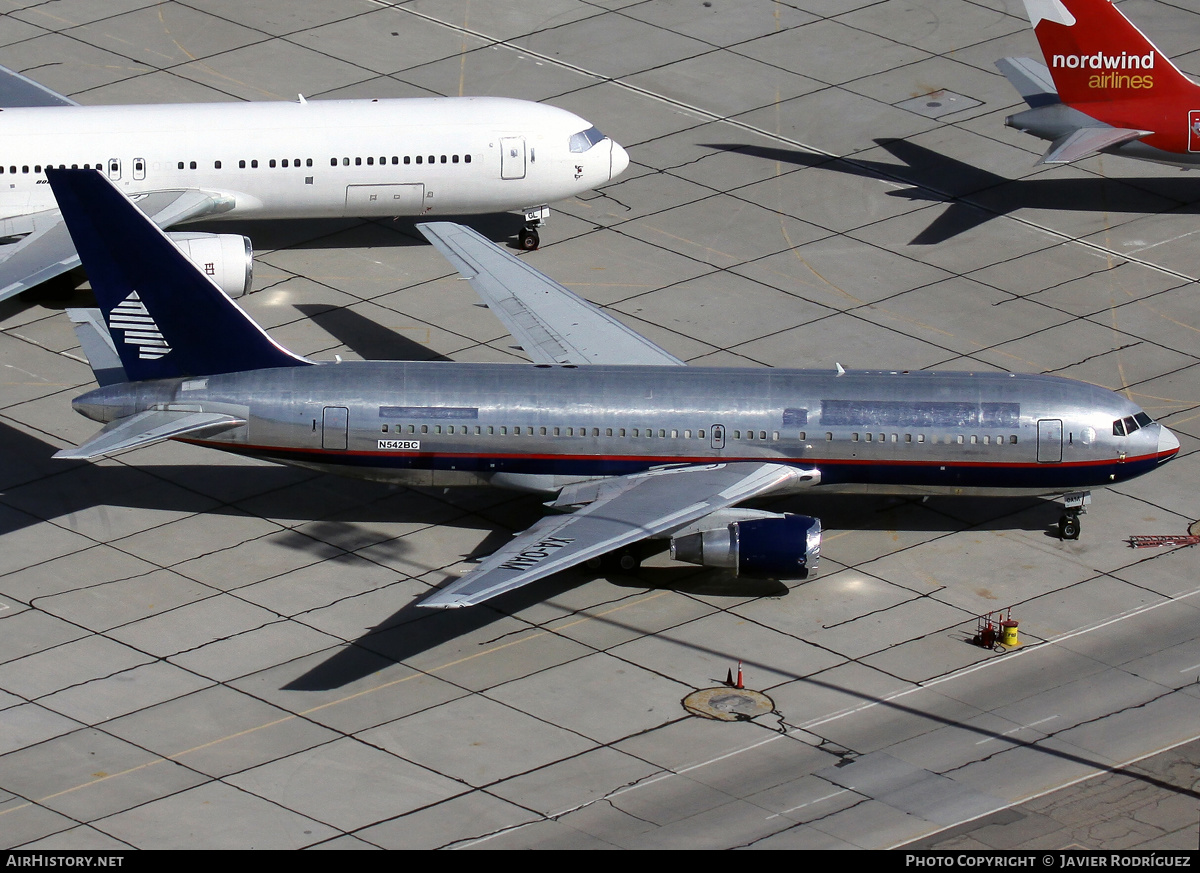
left=177, top=441, right=1171, bottom=490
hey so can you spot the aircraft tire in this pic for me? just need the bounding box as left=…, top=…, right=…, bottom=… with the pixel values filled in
left=1059, top=514, right=1080, bottom=541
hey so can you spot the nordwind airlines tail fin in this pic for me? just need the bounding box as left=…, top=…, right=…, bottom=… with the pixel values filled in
left=1022, top=0, right=1198, bottom=110
left=45, top=168, right=309, bottom=383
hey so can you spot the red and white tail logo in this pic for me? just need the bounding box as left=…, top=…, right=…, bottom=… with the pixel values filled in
left=1024, top=0, right=1196, bottom=107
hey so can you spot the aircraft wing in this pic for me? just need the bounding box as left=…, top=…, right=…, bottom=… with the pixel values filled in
left=54, top=408, right=246, bottom=460
left=419, top=461, right=817, bottom=608
left=0, top=63, right=77, bottom=107
left=0, top=188, right=236, bottom=303
left=417, top=221, right=685, bottom=367
left=1038, top=126, right=1151, bottom=164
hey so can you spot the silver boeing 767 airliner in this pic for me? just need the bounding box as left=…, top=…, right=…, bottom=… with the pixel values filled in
left=45, top=169, right=1179, bottom=609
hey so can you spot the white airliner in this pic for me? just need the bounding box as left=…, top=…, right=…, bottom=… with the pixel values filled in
left=0, top=64, right=629, bottom=303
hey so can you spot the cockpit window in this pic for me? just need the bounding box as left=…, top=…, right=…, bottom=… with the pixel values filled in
left=1114, top=413, right=1154, bottom=436
left=569, top=126, right=607, bottom=153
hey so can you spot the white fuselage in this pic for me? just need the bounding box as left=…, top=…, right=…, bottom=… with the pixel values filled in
left=0, top=97, right=627, bottom=227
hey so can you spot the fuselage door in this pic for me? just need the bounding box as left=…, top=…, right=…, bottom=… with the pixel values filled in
left=322, top=406, right=349, bottom=450
left=500, top=137, right=527, bottom=180
left=133, top=158, right=146, bottom=181
left=1037, top=418, right=1063, bottom=463
left=107, top=158, right=121, bottom=181
left=710, top=424, right=725, bottom=451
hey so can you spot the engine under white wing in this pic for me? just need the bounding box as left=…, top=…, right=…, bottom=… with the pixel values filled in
left=0, top=188, right=237, bottom=303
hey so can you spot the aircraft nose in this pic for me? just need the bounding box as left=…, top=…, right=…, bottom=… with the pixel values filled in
left=609, top=140, right=630, bottom=180
left=1158, top=425, right=1180, bottom=458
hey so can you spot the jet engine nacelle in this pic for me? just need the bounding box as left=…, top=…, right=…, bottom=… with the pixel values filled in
left=669, top=512, right=821, bottom=578
left=167, top=232, right=253, bottom=298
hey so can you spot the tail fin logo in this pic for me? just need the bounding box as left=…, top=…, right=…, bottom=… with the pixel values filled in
left=108, top=291, right=172, bottom=360
left=1051, top=52, right=1154, bottom=72
left=1052, top=51, right=1156, bottom=91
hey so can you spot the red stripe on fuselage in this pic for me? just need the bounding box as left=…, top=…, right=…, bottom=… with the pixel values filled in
left=174, top=438, right=1176, bottom=471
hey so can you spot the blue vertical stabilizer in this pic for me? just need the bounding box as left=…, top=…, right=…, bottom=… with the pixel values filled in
left=46, top=168, right=309, bottom=381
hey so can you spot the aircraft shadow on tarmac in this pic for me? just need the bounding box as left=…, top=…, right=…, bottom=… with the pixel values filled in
left=294, top=304, right=455, bottom=363
left=8, top=416, right=1193, bottom=807
left=0, top=418, right=1072, bottom=688
left=703, top=140, right=1200, bottom=245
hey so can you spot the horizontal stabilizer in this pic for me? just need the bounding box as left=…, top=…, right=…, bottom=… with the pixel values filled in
left=417, top=222, right=685, bottom=367
left=67, top=308, right=126, bottom=387
left=995, top=57, right=1058, bottom=107
left=1039, top=127, right=1150, bottom=164
left=55, top=409, right=245, bottom=460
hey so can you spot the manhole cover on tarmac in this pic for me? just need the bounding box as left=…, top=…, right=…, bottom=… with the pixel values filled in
left=683, top=687, right=775, bottom=721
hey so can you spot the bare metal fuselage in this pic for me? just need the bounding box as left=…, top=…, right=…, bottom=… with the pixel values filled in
left=70, top=363, right=1177, bottom=498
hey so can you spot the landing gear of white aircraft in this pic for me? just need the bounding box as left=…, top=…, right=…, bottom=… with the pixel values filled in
left=1058, top=492, right=1090, bottom=541
left=518, top=227, right=540, bottom=250
left=519, top=205, right=550, bottom=250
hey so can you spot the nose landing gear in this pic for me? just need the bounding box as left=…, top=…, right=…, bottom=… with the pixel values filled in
left=518, top=227, right=540, bottom=250
left=1058, top=491, right=1090, bottom=540
left=518, top=205, right=550, bottom=251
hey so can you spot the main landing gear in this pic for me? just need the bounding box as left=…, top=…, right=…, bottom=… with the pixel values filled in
left=1058, top=491, right=1091, bottom=540
left=585, top=548, right=642, bottom=573
left=518, top=205, right=550, bottom=250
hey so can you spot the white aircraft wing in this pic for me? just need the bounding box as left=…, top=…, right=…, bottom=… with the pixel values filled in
left=54, top=408, right=247, bottom=460
left=1038, top=127, right=1151, bottom=164
left=417, top=221, right=685, bottom=367
left=0, top=188, right=235, bottom=303
left=0, top=63, right=77, bottom=107
left=419, top=461, right=817, bottom=608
